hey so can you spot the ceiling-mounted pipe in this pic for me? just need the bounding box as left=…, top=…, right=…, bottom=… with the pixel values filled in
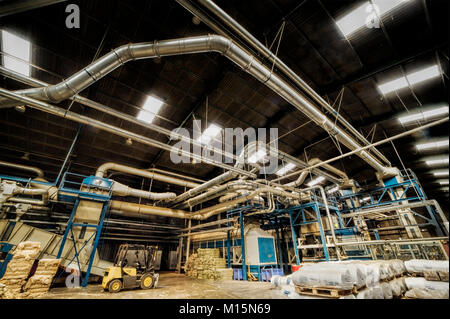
left=0, top=88, right=255, bottom=178
left=110, top=185, right=299, bottom=221
left=192, top=0, right=391, bottom=167
left=111, top=181, right=176, bottom=200
left=0, top=66, right=238, bottom=165
left=0, top=160, right=44, bottom=178
left=96, top=162, right=200, bottom=189
left=0, top=35, right=391, bottom=176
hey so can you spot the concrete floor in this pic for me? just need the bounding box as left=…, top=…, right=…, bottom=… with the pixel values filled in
left=43, top=272, right=287, bottom=299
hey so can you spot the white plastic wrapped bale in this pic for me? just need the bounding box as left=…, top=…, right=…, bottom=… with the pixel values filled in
left=302, top=262, right=366, bottom=289
left=291, top=267, right=354, bottom=289
left=356, top=288, right=373, bottom=299
left=380, top=282, right=393, bottom=299
left=389, top=279, right=403, bottom=297
left=404, top=259, right=449, bottom=274
left=347, top=261, right=379, bottom=287
left=271, top=275, right=293, bottom=288
left=371, top=285, right=384, bottom=299
left=389, top=259, right=406, bottom=276
left=365, top=261, right=394, bottom=281
left=393, top=277, right=407, bottom=294
left=404, top=277, right=449, bottom=293
left=404, top=288, right=449, bottom=299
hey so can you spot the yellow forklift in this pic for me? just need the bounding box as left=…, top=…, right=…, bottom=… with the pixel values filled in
left=102, top=244, right=159, bottom=293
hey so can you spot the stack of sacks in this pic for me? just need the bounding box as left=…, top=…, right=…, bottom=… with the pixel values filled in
left=184, top=249, right=229, bottom=280
left=302, top=262, right=366, bottom=290
left=404, top=259, right=449, bottom=282
left=23, top=259, right=60, bottom=299
left=291, top=265, right=354, bottom=290
left=0, top=241, right=40, bottom=299
left=404, top=277, right=449, bottom=299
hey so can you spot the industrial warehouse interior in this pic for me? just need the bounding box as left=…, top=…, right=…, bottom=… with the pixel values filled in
left=0, top=0, right=449, bottom=304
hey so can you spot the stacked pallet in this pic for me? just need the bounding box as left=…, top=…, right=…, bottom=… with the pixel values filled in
left=0, top=241, right=41, bottom=299
left=22, top=258, right=61, bottom=299
left=403, top=260, right=449, bottom=299
left=185, top=248, right=231, bottom=280
left=287, top=259, right=409, bottom=299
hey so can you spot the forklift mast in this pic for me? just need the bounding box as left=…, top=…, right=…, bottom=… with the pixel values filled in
left=114, top=244, right=158, bottom=270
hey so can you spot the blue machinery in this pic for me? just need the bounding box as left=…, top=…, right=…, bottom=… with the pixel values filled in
left=192, top=170, right=448, bottom=280
left=55, top=173, right=113, bottom=287
left=1, top=168, right=448, bottom=284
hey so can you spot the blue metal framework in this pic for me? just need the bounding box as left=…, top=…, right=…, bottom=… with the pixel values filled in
left=56, top=172, right=112, bottom=287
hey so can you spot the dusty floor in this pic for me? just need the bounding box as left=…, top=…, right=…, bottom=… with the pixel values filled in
left=43, top=272, right=287, bottom=299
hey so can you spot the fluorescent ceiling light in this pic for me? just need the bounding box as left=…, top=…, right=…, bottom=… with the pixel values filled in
left=137, top=95, right=164, bottom=123
left=438, top=180, right=449, bottom=186
left=307, top=176, right=325, bottom=187
left=1, top=30, right=31, bottom=76
left=196, top=123, right=222, bottom=145
left=379, top=65, right=441, bottom=95
left=433, top=170, right=449, bottom=177
left=276, top=163, right=296, bottom=176
left=398, top=105, right=449, bottom=124
left=425, top=157, right=449, bottom=166
left=336, top=0, right=409, bottom=37
left=248, top=149, right=266, bottom=164
left=416, top=139, right=449, bottom=151
left=327, top=186, right=339, bottom=194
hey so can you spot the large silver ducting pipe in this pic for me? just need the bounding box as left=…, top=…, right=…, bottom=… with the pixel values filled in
left=0, top=66, right=238, bottom=165
left=111, top=181, right=176, bottom=200
left=0, top=88, right=255, bottom=178
left=0, top=160, right=44, bottom=178
left=110, top=186, right=299, bottom=221
left=190, top=0, right=391, bottom=167
left=0, top=35, right=392, bottom=176
left=96, top=162, right=200, bottom=189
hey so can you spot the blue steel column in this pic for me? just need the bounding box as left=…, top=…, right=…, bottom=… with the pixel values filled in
left=226, top=230, right=231, bottom=268
left=240, top=211, right=247, bottom=281
left=313, top=203, right=330, bottom=261
left=288, top=210, right=300, bottom=265
left=81, top=201, right=109, bottom=287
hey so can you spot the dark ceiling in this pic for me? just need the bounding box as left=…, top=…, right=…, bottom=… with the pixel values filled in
left=0, top=0, right=448, bottom=210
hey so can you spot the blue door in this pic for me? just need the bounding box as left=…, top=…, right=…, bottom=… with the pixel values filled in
left=258, top=237, right=276, bottom=263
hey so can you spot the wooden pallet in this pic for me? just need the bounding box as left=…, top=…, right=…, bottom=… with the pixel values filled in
left=295, top=285, right=354, bottom=298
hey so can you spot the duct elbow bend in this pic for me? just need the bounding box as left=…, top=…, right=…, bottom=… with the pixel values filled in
left=207, top=34, right=232, bottom=55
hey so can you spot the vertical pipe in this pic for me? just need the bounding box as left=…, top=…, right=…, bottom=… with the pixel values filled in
left=240, top=211, right=247, bottom=281
left=288, top=210, right=300, bottom=265
left=177, top=237, right=183, bottom=273
left=185, top=219, right=191, bottom=264
left=274, top=223, right=284, bottom=271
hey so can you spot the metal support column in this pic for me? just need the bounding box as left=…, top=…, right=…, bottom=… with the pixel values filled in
left=240, top=211, right=247, bottom=281
left=288, top=210, right=300, bottom=265
left=226, top=230, right=231, bottom=268
left=313, top=204, right=330, bottom=261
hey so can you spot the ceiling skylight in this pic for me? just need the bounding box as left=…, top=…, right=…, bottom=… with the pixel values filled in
left=433, top=170, right=449, bottom=177
left=336, top=0, right=410, bottom=38
left=196, top=123, right=222, bottom=145
left=378, top=65, right=441, bottom=95
left=416, top=139, right=449, bottom=151
left=1, top=30, right=31, bottom=76
left=398, top=105, right=449, bottom=124
left=276, top=163, right=296, bottom=176
left=425, top=156, right=449, bottom=167
left=137, top=95, right=164, bottom=123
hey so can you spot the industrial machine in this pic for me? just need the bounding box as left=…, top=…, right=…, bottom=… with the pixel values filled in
left=102, top=244, right=159, bottom=293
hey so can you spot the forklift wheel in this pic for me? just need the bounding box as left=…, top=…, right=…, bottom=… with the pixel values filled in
left=140, top=274, right=154, bottom=289
left=108, top=279, right=123, bottom=293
